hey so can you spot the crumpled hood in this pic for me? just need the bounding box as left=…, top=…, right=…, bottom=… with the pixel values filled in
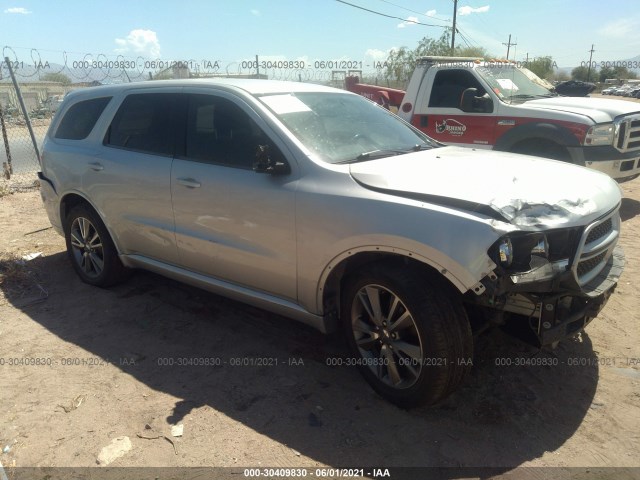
left=521, top=96, right=640, bottom=123
left=349, top=146, right=622, bottom=228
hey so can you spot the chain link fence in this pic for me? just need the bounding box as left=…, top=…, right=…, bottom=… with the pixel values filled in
left=1, top=58, right=62, bottom=193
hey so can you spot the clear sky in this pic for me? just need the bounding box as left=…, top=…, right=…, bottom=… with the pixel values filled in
left=2, top=0, right=639, bottom=75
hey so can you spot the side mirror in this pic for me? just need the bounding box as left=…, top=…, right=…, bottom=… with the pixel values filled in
left=460, top=88, right=493, bottom=113
left=460, top=88, right=477, bottom=112
left=253, top=144, right=291, bottom=175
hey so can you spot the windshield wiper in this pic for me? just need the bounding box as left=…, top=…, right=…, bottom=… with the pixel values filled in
left=335, top=149, right=407, bottom=164
left=411, top=143, right=432, bottom=151
left=509, top=93, right=556, bottom=101
left=336, top=145, right=433, bottom=164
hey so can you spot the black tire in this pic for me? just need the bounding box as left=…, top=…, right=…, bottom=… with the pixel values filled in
left=64, top=203, right=128, bottom=287
left=511, top=140, right=570, bottom=162
left=341, top=265, right=473, bottom=408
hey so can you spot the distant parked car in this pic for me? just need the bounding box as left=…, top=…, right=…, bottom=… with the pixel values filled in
left=601, top=87, right=615, bottom=95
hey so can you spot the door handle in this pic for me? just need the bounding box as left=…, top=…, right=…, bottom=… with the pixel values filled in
left=177, top=177, right=201, bottom=188
left=88, top=162, right=104, bottom=171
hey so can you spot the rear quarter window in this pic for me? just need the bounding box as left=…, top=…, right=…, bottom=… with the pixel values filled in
left=54, top=97, right=112, bottom=140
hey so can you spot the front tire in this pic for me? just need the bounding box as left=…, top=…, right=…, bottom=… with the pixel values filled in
left=510, top=139, right=570, bottom=162
left=64, top=204, right=127, bottom=287
left=342, top=265, right=473, bottom=408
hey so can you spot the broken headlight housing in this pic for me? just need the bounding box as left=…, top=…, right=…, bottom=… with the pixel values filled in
left=491, top=232, right=569, bottom=284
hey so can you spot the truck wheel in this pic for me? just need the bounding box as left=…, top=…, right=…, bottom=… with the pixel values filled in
left=511, top=140, right=570, bottom=162
left=341, top=265, right=473, bottom=408
left=64, top=204, right=128, bottom=287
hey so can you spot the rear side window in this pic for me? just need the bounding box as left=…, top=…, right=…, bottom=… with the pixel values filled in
left=105, top=93, right=181, bottom=156
left=54, top=97, right=112, bottom=140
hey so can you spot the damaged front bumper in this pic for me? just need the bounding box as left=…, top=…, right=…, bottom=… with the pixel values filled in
left=498, top=244, right=625, bottom=346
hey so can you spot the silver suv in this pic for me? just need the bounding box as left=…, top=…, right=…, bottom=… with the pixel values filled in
left=39, top=79, right=624, bottom=407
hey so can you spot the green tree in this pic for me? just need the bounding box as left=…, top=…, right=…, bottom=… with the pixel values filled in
left=598, top=67, right=616, bottom=83
left=571, top=66, right=590, bottom=81
left=526, top=56, right=555, bottom=80
left=598, top=66, right=637, bottom=83
left=455, top=46, right=490, bottom=59
left=383, top=29, right=496, bottom=87
left=414, top=29, right=454, bottom=57
left=385, top=46, right=416, bottom=84
left=41, top=72, right=71, bottom=85
left=613, top=66, right=636, bottom=80
left=384, top=29, right=492, bottom=84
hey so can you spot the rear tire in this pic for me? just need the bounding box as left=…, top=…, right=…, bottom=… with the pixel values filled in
left=64, top=204, right=128, bottom=287
left=341, top=265, right=473, bottom=408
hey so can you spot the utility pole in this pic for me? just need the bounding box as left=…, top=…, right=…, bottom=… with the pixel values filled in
left=451, top=0, right=457, bottom=54
left=502, top=34, right=517, bottom=60
left=587, top=44, right=595, bottom=82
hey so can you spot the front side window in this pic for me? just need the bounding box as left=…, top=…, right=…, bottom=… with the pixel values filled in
left=259, top=92, right=434, bottom=164
left=55, top=96, right=111, bottom=140
left=429, top=70, right=487, bottom=109
left=184, top=94, right=272, bottom=169
left=105, top=93, right=180, bottom=156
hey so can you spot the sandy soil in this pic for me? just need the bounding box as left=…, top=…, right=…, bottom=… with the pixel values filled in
left=0, top=181, right=638, bottom=479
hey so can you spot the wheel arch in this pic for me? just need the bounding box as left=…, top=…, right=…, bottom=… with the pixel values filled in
left=318, top=248, right=468, bottom=323
left=59, top=192, right=122, bottom=253
left=494, top=122, right=583, bottom=164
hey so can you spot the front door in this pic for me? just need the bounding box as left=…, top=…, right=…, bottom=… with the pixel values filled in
left=170, top=92, right=298, bottom=300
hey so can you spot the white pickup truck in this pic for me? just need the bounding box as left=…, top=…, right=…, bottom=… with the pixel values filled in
left=347, top=57, right=640, bottom=182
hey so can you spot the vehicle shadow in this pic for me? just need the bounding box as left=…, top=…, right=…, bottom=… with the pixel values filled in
left=620, top=197, right=640, bottom=222
left=3, top=252, right=600, bottom=475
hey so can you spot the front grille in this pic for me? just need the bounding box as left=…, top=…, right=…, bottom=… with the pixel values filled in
left=585, top=218, right=612, bottom=244
left=577, top=251, right=607, bottom=277
left=615, top=114, right=640, bottom=152
left=573, top=209, right=620, bottom=287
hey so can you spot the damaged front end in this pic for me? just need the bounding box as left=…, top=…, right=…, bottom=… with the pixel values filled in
left=470, top=207, right=624, bottom=346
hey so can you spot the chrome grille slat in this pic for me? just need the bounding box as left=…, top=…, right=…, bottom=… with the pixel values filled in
left=572, top=209, right=620, bottom=287
left=615, top=115, right=640, bottom=152
left=577, top=251, right=607, bottom=277
left=585, top=218, right=612, bottom=245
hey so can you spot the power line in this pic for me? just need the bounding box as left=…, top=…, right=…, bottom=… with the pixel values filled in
left=456, top=30, right=475, bottom=49
left=376, top=0, right=450, bottom=23
left=334, top=0, right=448, bottom=28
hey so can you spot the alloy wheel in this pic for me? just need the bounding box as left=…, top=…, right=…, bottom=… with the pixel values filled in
left=69, top=217, right=104, bottom=279
left=350, top=284, right=424, bottom=389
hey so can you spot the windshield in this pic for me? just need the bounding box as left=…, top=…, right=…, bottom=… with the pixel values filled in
left=259, top=92, right=435, bottom=164
left=475, top=65, right=555, bottom=104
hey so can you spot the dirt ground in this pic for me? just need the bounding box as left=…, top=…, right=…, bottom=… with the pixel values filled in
left=0, top=180, right=639, bottom=479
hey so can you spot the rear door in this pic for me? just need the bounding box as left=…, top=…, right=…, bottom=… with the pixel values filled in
left=84, top=89, right=181, bottom=264
left=170, top=90, right=298, bottom=300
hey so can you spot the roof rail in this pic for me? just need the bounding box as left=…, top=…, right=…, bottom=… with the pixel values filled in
left=416, top=56, right=482, bottom=64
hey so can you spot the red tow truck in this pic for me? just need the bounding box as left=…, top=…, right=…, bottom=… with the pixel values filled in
left=345, top=56, right=640, bottom=182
